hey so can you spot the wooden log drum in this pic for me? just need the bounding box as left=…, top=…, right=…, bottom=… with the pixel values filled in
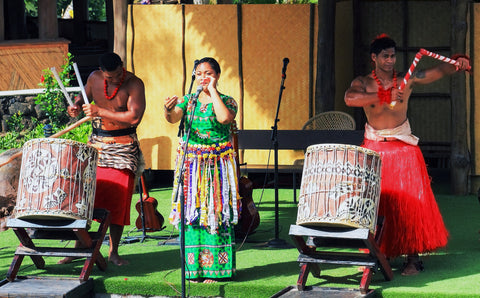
left=15, top=138, right=98, bottom=223
left=296, top=144, right=382, bottom=233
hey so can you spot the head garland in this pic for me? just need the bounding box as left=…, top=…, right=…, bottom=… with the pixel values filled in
left=370, top=33, right=396, bottom=55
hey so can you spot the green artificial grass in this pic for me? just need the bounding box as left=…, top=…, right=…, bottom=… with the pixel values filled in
left=1, top=173, right=480, bottom=297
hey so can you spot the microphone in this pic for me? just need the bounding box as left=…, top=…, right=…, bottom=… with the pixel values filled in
left=282, top=58, right=289, bottom=77
left=191, top=85, right=203, bottom=102
left=192, top=59, right=200, bottom=77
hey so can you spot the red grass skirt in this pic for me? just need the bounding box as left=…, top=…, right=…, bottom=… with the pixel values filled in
left=94, top=167, right=135, bottom=226
left=362, top=139, right=448, bottom=258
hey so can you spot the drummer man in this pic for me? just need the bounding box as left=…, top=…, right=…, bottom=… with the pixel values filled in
left=344, top=34, right=470, bottom=275
left=60, top=52, right=146, bottom=266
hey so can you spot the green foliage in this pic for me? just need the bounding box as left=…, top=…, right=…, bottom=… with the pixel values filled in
left=24, top=0, right=106, bottom=20
left=6, top=111, right=25, bottom=133
left=34, top=53, right=73, bottom=128
left=0, top=132, right=22, bottom=149
left=61, top=121, right=92, bottom=144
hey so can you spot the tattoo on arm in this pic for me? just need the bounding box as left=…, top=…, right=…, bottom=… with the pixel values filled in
left=413, top=70, right=426, bottom=79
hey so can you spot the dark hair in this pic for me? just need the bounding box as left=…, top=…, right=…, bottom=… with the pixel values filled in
left=370, top=34, right=396, bottom=55
left=196, top=57, right=221, bottom=74
left=99, top=53, right=123, bottom=71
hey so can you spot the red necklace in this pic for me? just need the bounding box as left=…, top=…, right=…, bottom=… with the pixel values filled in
left=372, top=70, right=397, bottom=105
left=104, top=68, right=126, bottom=100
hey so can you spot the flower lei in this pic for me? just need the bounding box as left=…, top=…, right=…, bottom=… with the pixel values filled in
left=104, top=68, right=126, bottom=100
left=372, top=70, right=397, bottom=105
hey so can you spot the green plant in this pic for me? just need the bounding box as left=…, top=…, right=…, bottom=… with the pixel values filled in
left=6, top=111, right=25, bottom=132
left=35, top=53, right=74, bottom=128
left=61, top=121, right=92, bottom=144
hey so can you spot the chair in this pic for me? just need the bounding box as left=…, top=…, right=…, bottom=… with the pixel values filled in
left=301, top=111, right=356, bottom=131
left=293, top=111, right=356, bottom=167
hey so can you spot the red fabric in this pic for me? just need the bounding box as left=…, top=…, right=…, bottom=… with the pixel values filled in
left=362, top=139, right=449, bottom=258
left=94, top=167, right=135, bottom=226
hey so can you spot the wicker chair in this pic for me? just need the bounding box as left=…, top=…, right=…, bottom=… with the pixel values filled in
left=294, top=111, right=356, bottom=167
left=301, top=111, right=356, bottom=131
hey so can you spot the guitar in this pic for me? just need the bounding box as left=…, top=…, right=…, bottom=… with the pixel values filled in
left=231, top=121, right=260, bottom=237
left=135, top=173, right=165, bottom=232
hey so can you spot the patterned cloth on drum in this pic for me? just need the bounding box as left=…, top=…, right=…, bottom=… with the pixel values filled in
left=296, top=144, right=382, bottom=233
left=15, top=138, right=98, bottom=223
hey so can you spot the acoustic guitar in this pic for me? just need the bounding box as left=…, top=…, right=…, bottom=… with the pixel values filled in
left=231, top=121, right=260, bottom=237
left=135, top=173, right=165, bottom=232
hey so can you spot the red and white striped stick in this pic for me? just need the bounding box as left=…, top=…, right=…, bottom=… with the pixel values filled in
left=399, top=52, right=423, bottom=90
left=390, top=51, right=423, bottom=108
left=419, top=48, right=469, bottom=69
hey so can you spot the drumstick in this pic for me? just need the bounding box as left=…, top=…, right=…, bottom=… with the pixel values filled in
left=0, top=116, right=92, bottom=168
left=73, top=62, right=90, bottom=104
left=419, top=48, right=471, bottom=71
left=51, top=67, right=74, bottom=106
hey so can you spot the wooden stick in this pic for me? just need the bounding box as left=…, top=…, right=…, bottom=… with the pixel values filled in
left=51, top=67, right=74, bottom=106
left=0, top=116, right=91, bottom=168
left=73, top=62, right=90, bottom=104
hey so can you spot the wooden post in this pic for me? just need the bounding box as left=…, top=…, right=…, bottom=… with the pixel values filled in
left=113, top=0, right=128, bottom=64
left=38, top=0, right=58, bottom=39
left=0, top=0, right=4, bottom=41
left=314, top=0, right=336, bottom=114
left=450, top=0, right=470, bottom=195
left=73, top=0, right=88, bottom=45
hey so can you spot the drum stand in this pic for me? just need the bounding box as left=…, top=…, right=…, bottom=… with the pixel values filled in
left=288, top=217, right=393, bottom=295
left=5, top=208, right=111, bottom=282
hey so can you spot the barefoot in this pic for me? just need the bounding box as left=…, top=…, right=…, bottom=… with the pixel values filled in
left=188, top=278, right=203, bottom=283
left=57, top=257, right=80, bottom=264
left=401, top=256, right=424, bottom=276
left=203, top=279, right=217, bottom=284
left=109, top=254, right=129, bottom=266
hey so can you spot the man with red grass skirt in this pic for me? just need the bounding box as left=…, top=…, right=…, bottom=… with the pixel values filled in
left=344, top=34, right=470, bottom=275
left=64, top=52, right=146, bottom=266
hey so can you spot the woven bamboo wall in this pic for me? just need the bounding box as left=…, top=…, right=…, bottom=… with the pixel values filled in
left=0, top=39, right=70, bottom=91
left=127, top=5, right=334, bottom=170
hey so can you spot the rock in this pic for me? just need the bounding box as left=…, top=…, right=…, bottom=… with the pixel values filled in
left=0, top=148, right=22, bottom=224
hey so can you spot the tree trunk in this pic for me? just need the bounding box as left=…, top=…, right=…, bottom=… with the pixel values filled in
left=450, top=0, right=470, bottom=195
left=314, top=0, right=336, bottom=114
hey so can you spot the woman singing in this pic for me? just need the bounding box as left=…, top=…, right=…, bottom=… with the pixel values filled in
left=164, top=57, right=239, bottom=283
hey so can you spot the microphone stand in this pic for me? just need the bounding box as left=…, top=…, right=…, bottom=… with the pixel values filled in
left=267, top=58, right=292, bottom=248
left=178, top=60, right=199, bottom=137
left=175, top=60, right=199, bottom=298
left=176, top=95, right=198, bottom=298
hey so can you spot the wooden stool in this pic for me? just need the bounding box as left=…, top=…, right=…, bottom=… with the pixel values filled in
left=6, top=208, right=111, bottom=282
left=289, top=222, right=393, bottom=294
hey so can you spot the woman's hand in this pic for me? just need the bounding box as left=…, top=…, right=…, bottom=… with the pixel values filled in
left=164, top=96, right=178, bottom=113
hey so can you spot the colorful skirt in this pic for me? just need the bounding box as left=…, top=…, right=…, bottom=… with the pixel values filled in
left=169, top=141, right=239, bottom=234
left=362, top=139, right=449, bottom=258
left=184, top=224, right=236, bottom=279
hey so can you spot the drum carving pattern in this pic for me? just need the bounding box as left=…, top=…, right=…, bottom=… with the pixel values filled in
left=296, top=144, right=382, bottom=232
left=15, top=138, right=98, bottom=222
